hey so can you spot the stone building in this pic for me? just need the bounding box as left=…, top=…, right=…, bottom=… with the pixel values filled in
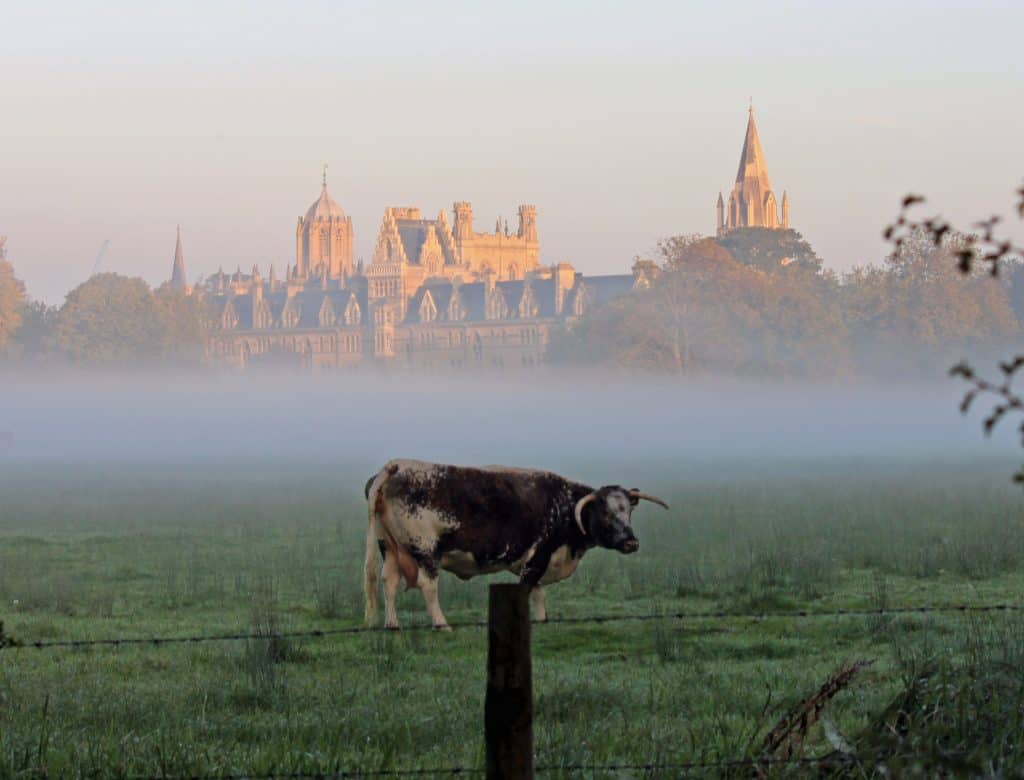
left=717, top=106, right=790, bottom=234
left=295, top=170, right=355, bottom=280
left=185, top=178, right=645, bottom=370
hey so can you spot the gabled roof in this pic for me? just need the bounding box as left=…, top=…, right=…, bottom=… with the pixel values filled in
left=395, top=219, right=456, bottom=266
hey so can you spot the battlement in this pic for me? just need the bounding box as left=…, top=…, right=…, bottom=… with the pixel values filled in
left=389, top=207, right=422, bottom=220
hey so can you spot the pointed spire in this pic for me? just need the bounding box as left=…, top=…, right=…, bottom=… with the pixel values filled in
left=717, top=192, right=724, bottom=207
left=719, top=104, right=786, bottom=231
left=322, top=163, right=328, bottom=190
left=170, top=225, right=187, bottom=289
left=735, top=103, right=772, bottom=191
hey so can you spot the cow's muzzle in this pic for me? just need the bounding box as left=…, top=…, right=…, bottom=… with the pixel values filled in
left=619, top=538, right=639, bottom=554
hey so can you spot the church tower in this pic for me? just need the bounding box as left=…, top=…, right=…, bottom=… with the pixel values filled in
left=170, top=226, right=188, bottom=290
left=718, top=106, right=789, bottom=234
left=296, top=167, right=354, bottom=280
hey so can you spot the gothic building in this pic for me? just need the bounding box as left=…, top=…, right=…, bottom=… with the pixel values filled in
left=295, top=171, right=355, bottom=279
left=717, top=107, right=790, bottom=234
left=181, top=177, right=647, bottom=370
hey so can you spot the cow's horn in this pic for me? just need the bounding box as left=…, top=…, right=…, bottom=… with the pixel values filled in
left=574, top=493, right=597, bottom=535
left=629, top=490, right=670, bottom=510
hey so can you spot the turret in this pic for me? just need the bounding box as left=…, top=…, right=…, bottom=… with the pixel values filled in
left=251, top=265, right=263, bottom=304
left=781, top=191, right=790, bottom=229
left=716, top=193, right=725, bottom=234
left=453, top=202, right=474, bottom=240
left=553, top=262, right=575, bottom=315
left=517, top=205, right=538, bottom=242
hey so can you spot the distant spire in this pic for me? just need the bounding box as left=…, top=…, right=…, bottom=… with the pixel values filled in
left=717, top=104, right=790, bottom=233
left=735, top=105, right=771, bottom=190
left=170, top=225, right=187, bottom=289
left=322, top=163, right=328, bottom=189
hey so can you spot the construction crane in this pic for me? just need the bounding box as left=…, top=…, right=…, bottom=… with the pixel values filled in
left=91, top=240, right=110, bottom=276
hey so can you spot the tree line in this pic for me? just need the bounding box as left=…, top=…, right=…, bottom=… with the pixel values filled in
left=549, top=227, right=1021, bottom=377
left=0, top=268, right=210, bottom=368
left=1, top=226, right=1020, bottom=374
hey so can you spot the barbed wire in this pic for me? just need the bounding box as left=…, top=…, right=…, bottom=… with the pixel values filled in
left=124, top=752, right=873, bottom=779
left=128, top=768, right=480, bottom=779
left=2, top=602, right=1020, bottom=653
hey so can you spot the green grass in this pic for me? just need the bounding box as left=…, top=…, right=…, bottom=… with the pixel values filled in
left=1, top=457, right=1023, bottom=777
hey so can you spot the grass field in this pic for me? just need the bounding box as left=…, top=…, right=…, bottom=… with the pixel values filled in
left=2, top=457, right=1024, bottom=777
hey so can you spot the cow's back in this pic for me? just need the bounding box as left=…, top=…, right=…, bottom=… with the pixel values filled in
left=376, top=459, right=585, bottom=569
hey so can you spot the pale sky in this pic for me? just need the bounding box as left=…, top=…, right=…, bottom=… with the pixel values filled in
left=2, top=0, right=1022, bottom=303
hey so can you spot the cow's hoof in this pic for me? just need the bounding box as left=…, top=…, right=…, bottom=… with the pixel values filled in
left=433, top=624, right=453, bottom=633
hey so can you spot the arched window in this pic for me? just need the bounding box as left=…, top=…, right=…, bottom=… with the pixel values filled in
left=345, top=298, right=361, bottom=326
left=420, top=292, right=437, bottom=323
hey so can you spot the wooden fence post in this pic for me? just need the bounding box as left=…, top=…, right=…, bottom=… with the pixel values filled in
left=485, top=583, right=533, bottom=780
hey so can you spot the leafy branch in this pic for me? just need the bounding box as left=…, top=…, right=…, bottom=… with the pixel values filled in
left=884, top=183, right=1024, bottom=481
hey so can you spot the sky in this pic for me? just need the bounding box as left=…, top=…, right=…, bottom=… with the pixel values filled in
left=2, top=0, right=1023, bottom=304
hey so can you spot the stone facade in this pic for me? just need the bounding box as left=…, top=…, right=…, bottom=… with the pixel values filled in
left=717, top=107, right=790, bottom=234
left=295, top=171, right=355, bottom=280
left=187, top=179, right=645, bottom=370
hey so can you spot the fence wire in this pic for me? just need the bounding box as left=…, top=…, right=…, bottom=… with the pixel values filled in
left=2, top=602, right=1020, bottom=652
left=127, top=753, right=874, bottom=779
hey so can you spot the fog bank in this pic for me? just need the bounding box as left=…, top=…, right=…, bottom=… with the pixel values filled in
left=0, top=370, right=1013, bottom=472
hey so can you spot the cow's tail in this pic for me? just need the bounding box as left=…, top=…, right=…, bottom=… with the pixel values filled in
left=363, top=472, right=382, bottom=626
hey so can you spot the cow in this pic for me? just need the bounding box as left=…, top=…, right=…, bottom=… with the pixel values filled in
left=363, top=459, right=669, bottom=630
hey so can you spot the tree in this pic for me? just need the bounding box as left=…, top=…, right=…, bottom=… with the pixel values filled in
left=843, top=228, right=1019, bottom=373
left=885, top=185, right=1024, bottom=480
left=550, top=234, right=849, bottom=376
left=716, top=227, right=824, bottom=273
left=51, top=274, right=171, bottom=367
left=0, top=258, right=26, bottom=351
left=154, top=283, right=213, bottom=365
left=13, top=300, right=58, bottom=359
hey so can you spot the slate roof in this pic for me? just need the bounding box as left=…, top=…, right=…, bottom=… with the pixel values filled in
left=393, top=219, right=457, bottom=266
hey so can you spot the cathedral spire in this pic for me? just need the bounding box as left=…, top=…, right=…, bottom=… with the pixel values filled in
left=170, top=225, right=188, bottom=289
left=717, top=105, right=787, bottom=233
left=735, top=104, right=772, bottom=192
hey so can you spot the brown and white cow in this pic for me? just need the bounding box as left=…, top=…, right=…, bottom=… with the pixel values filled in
left=363, top=459, right=669, bottom=630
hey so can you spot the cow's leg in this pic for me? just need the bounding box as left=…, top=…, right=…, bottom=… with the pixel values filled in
left=416, top=569, right=451, bottom=631
left=530, top=586, right=547, bottom=622
left=382, top=550, right=402, bottom=630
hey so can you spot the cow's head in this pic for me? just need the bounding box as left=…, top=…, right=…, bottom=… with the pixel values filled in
left=573, top=486, right=669, bottom=553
